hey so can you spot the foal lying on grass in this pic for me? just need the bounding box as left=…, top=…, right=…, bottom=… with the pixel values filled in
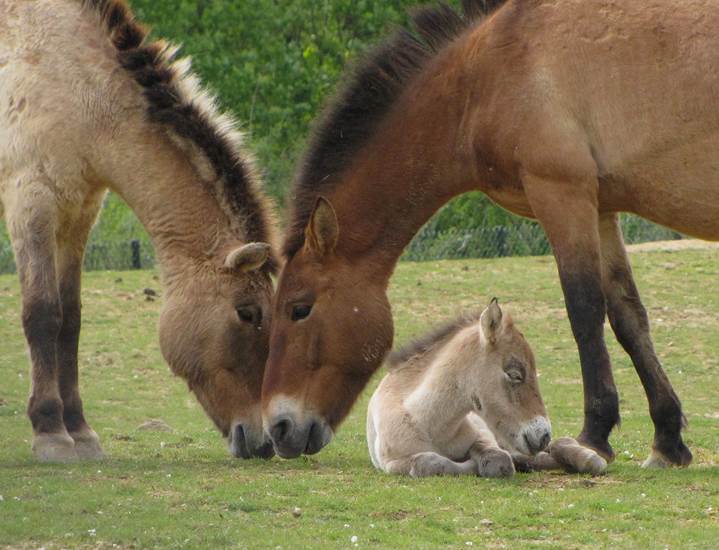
left=367, top=300, right=606, bottom=477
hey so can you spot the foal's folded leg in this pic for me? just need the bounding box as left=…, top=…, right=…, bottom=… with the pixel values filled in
left=460, top=418, right=515, bottom=478
left=512, top=451, right=560, bottom=472
left=385, top=452, right=477, bottom=477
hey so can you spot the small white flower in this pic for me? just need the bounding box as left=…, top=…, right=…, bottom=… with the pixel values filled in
left=88, top=528, right=97, bottom=537
left=351, top=535, right=358, bottom=544
left=344, top=524, right=350, bottom=528
left=465, top=542, right=474, bottom=546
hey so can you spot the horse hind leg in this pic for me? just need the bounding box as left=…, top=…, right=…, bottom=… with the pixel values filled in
left=598, top=213, right=691, bottom=467
left=6, top=176, right=77, bottom=461
left=56, top=194, right=106, bottom=459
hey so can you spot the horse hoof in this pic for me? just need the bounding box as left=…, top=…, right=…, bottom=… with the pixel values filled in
left=642, top=442, right=692, bottom=469
left=32, top=433, right=78, bottom=462
left=576, top=434, right=615, bottom=463
left=478, top=449, right=515, bottom=478
left=70, top=429, right=106, bottom=460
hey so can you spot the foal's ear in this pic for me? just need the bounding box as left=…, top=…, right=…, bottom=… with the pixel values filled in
left=305, top=197, right=339, bottom=257
left=480, top=298, right=503, bottom=345
left=224, top=242, right=271, bottom=272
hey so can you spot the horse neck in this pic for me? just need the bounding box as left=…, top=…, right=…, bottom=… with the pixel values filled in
left=327, top=59, right=480, bottom=279
left=95, top=124, right=239, bottom=289
left=404, top=328, right=478, bottom=435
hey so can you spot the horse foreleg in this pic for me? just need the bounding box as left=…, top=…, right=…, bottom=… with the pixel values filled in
left=56, top=206, right=105, bottom=459
left=524, top=172, right=619, bottom=462
left=7, top=181, right=77, bottom=461
left=461, top=415, right=515, bottom=478
left=598, top=213, right=691, bottom=467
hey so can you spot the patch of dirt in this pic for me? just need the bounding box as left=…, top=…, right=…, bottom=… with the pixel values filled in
left=137, top=419, right=173, bottom=432
left=627, top=239, right=719, bottom=253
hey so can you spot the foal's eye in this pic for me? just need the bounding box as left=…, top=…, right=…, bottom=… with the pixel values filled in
left=237, top=306, right=261, bottom=326
left=505, top=369, right=524, bottom=385
left=291, top=304, right=312, bottom=322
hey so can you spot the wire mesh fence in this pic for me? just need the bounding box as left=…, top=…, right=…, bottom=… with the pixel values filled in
left=0, top=215, right=683, bottom=274
left=402, top=216, right=683, bottom=262
left=0, top=235, right=156, bottom=275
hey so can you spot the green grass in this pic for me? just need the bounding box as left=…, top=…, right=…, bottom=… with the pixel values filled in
left=1, top=250, right=718, bottom=548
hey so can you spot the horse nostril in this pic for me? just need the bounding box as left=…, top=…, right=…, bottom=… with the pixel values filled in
left=232, top=424, right=249, bottom=459
left=540, top=432, right=551, bottom=452
left=270, top=418, right=292, bottom=444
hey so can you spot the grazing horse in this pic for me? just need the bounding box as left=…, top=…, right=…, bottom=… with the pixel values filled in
left=368, top=301, right=606, bottom=477
left=1, top=0, right=278, bottom=461
left=263, top=0, right=710, bottom=466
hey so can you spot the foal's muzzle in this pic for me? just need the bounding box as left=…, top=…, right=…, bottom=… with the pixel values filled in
left=229, top=423, right=275, bottom=459
left=520, top=417, right=552, bottom=455
left=267, top=415, right=334, bottom=459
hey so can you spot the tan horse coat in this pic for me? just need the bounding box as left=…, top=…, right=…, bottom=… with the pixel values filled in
left=367, top=302, right=550, bottom=477
left=1, top=0, right=278, bottom=461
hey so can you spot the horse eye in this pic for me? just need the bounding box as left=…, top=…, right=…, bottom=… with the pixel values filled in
left=291, top=304, right=312, bottom=322
left=237, top=306, right=260, bottom=325
left=506, top=369, right=524, bottom=384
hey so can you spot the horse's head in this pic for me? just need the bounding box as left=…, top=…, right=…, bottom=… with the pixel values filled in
left=262, top=198, right=393, bottom=458
left=471, top=300, right=551, bottom=456
left=159, top=242, right=276, bottom=459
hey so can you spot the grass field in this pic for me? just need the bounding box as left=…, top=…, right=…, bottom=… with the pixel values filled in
left=1, top=249, right=718, bottom=548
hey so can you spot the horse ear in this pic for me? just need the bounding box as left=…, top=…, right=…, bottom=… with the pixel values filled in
left=305, top=196, right=339, bottom=257
left=224, top=242, right=271, bottom=272
left=480, top=297, right=503, bottom=345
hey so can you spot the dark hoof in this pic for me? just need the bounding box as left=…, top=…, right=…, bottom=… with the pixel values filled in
left=577, top=433, right=615, bottom=463
left=645, top=437, right=693, bottom=468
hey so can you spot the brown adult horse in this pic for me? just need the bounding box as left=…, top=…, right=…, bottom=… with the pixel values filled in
left=262, top=0, right=712, bottom=466
left=1, top=0, right=278, bottom=460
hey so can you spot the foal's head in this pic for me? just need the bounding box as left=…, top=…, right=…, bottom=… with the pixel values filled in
left=471, top=300, right=551, bottom=456
left=159, top=243, right=275, bottom=459
left=262, top=199, right=394, bottom=458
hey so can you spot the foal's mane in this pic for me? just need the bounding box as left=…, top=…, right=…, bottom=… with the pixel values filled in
left=387, top=310, right=481, bottom=369
left=283, top=0, right=506, bottom=258
left=79, top=0, right=278, bottom=271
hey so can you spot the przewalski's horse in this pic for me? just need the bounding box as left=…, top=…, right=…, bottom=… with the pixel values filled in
left=263, top=0, right=706, bottom=466
left=367, top=301, right=551, bottom=477
left=1, top=0, right=279, bottom=461
left=368, top=301, right=607, bottom=477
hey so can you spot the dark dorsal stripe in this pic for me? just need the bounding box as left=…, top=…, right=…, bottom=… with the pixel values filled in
left=79, top=0, right=278, bottom=272
left=283, top=0, right=507, bottom=258
left=387, top=310, right=482, bottom=368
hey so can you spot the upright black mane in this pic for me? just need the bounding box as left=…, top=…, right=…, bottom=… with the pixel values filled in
left=283, top=0, right=507, bottom=258
left=387, top=310, right=481, bottom=368
left=80, top=0, right=278, bottom=271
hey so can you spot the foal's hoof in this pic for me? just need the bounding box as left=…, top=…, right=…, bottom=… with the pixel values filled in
left=642, top=442, right=692, bottom=469
left=70, top=429, right=106, bottom=460
left=32, top=433, right=78, bottom=462
left=577, top=433, right=615, bottom=463
left=478, top=448, right=515, bottom=478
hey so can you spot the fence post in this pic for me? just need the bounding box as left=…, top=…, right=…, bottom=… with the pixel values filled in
left=131, top=240, right=141, bottom=269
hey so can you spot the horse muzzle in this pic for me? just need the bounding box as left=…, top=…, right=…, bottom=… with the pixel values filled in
left=229, top=422, right=275, bottom=459
left=266, top=414, right=334, bottom=459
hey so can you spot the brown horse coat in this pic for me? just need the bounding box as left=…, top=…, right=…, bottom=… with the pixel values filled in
left=264, top=0, right=713, bottom=466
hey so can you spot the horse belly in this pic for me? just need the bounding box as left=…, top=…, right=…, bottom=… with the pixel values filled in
left=606, top=135, right=719, bottom=240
